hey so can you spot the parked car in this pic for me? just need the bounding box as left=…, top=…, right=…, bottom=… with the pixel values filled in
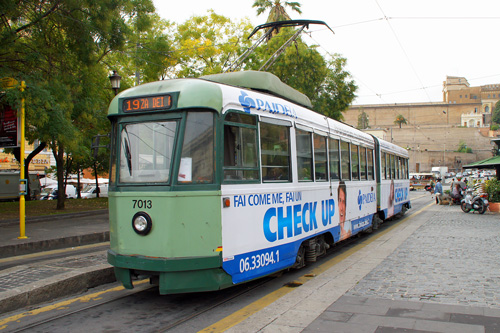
left=39, top=185, right=77, bottom=200
left=80, top=184, right=108, bottom=198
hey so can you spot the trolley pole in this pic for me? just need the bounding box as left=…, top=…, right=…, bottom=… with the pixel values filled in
left=18, top=81, right=27, bottom=239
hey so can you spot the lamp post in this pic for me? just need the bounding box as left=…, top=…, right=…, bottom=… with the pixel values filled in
left=109, top=70, right=121, bottom=96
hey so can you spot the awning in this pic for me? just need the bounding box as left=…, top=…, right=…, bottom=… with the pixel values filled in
left=463, top=155, right=500, bottom=169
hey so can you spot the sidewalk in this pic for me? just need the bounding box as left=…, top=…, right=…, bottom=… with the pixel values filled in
left=224, top=202, right=500, bottom=333
left=0, top=210, right=114, bottom=314
left=2, top=199, right=500, bottom=333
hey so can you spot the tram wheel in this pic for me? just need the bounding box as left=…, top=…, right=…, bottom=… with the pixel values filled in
left=372, top=214, right=383, bottom=230
left=293, top=244, right=306, bottom=269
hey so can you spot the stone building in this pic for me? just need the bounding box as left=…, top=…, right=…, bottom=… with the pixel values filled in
left=343, top=76, right=500, bottom=173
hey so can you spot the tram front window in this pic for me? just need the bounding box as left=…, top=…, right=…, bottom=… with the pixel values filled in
left=119, top=121, right=176, bottom=183
left=178, top=112, right=214, bottom=184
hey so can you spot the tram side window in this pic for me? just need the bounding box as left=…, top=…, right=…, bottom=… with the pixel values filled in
left=340, top=140, right=350, bottom=180
left=390, top=154, right=395, bottom=179
left=296, top=128, right=313, bottom=181
left=351, top=144, right=359, bottom=180
left=223, top=112, right=259, bottom=182
left=329, top=138, right=340, bottom=180
left=397, top=157, right=402, bottom=179
left=382, top=152, right=386, bottom=180
left=314, top=135, right=328, bottom=181
left=360, top=147, right=367, bottom=180
left=178, top=112, right=214, bottom=184
left=261, top=122, right=291, bottom=182
left=387, top=154, right=392, bottom=179
left=367, top=148, right=374, bottom=180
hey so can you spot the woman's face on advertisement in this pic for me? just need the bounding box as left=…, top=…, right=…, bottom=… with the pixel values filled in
left=339, top=188, right=346, bottom=224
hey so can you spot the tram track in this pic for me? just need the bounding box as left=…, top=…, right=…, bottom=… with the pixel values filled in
left=1, top=193, right=431, bottom=332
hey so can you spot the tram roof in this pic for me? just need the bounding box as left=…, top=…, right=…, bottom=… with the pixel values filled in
left=201, top=71, right=313, bottom=109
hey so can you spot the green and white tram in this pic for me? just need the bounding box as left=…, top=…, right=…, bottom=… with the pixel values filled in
left=107, top=71, right=410, bottom=294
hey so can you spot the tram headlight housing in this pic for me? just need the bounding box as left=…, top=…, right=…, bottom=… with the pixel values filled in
left=132, top=212, right=152, bottom=235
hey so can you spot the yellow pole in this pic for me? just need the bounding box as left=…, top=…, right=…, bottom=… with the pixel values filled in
left=18, top=81, right=27, bottom=239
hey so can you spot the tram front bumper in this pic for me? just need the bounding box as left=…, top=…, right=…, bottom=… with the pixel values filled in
left=107, top=250, right=233, bottom=294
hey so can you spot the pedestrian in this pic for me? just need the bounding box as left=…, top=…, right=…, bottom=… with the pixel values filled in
left=434, top=178, right=443, bottom=204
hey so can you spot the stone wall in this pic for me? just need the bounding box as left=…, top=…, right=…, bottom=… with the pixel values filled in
left=342, top=104, right=498, bottom=173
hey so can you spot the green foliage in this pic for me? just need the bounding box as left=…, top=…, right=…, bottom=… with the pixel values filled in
left=493, top=100, right=500, bottom=124
left=485, top=178, right=500, bottom=202
left=174, top=11, right=254, bottom=77
left=248, top=28, right=356, bottom=120
left=491, top=124, right=499, bottom=131
left=0, top=0, right=156, bottom=209
left=394, top=114, right=407, bottom=128
left=253, top=0, right=302, bottom=22
left=357, top=109, right=369, bottom=129
left=456, top=140, right=473, bottom=153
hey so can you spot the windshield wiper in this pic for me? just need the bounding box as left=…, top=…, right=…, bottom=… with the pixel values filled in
left=123, top=137, right=132, bottom=176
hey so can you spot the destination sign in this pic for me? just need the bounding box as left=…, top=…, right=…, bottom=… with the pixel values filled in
left=122, top=95, right=172, bottom=113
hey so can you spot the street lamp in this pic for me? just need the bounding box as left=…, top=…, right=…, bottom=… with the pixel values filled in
left=109, top=70, right=121, bottom=96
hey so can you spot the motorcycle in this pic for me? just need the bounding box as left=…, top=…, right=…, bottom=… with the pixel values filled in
left=461, top=189, right=488, bottom=214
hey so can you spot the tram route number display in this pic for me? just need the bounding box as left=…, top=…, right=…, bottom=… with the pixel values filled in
left=239, top=250, right=279, bottom=273
left=123, top=94, right=172, bottom=113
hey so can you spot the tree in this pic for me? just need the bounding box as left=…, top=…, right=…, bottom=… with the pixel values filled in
left=457, top=140, right=473, bottom=153
left=174, top=11, right=255, bottom=77
left=493, top=100, right=500, bottom=124
left=253, top=0, right=302, bottom=40
left=0, top=0, right=156, bottom=209
left=357, top=108, right=369, bottom=129
left=253, top=0, right=302, bottom=22
left=248, top=27, right=356, bottom=120
left=394, top=114, right=407, bottom=128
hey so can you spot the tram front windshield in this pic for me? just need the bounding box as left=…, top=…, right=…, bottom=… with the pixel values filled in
left=118, top=112, right=214, bottom=185
left=120, top=121, right=176, bottom=183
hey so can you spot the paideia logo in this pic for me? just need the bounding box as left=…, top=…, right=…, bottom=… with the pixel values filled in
left=238, top=91, right=256, bottom=113
left=238, top=90, right=297, bottom=118
left=357, top=190, right=376, bottom=210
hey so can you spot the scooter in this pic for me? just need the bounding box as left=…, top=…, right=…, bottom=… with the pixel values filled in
left=461, top=189, right=488, bottom=214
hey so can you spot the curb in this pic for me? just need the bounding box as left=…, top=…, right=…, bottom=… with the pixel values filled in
left=0, top=266, right=116, bottom=315
left=0, top=210, right=108, bottom=227
left=0, top=232, right=110, bottom=259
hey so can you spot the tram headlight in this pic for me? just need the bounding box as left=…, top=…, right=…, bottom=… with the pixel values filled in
left=132, top=212, right=152, bottom=235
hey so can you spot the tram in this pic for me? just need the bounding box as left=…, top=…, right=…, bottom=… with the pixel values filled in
left=106, top=70, right=410, bottom=294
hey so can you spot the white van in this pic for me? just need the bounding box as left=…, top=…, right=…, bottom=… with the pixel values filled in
left=80, top=184, right=108, bottom=198
left=39, top=184, right=77, bottom=200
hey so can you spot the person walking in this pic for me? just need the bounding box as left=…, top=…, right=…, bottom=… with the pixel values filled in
left=434, top=178, right=443, bottom=204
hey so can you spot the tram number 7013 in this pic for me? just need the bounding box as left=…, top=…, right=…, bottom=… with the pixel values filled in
left=239, top=250, right=279, bottom=273
left=132, top=199, right=153, bottom=209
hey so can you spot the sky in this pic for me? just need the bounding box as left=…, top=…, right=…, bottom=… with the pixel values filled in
left=152, top=0, right=500, bottom=105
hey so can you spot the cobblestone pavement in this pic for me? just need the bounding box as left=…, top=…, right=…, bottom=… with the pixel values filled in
left=0, top=252, right=108, bottom=292
left=347, top=204, right=500, bottom=309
